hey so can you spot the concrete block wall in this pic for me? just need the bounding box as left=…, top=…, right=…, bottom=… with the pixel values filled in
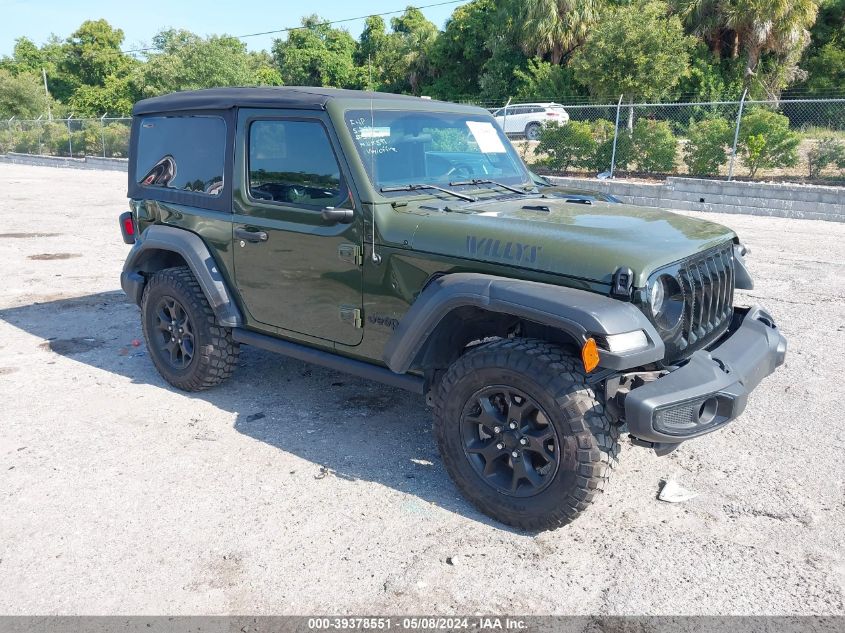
left=549, top=175, right=845, bottom=222
left=0, top=153, right=128, bottom=172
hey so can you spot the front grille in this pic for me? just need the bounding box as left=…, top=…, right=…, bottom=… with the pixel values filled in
left=668, top=242, right=736, bottom=361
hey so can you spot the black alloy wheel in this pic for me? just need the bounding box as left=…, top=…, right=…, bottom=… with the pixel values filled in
left=141, top=266, right=239, bottom=392
left=460, top=385, right=560, bottom=497
left=151, top=295, right=195, bottom=370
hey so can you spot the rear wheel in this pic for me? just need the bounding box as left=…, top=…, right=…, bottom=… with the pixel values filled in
left=525, top=122, right=542, bottom=140
left=433, top=338, right=619, bottom=530
left=141, top=266, right=239, bottom=391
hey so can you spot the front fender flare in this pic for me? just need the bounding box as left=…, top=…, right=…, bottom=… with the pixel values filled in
left=383, top=273, right=664, bottom=373
left=120, top=224, right=242, bottom=327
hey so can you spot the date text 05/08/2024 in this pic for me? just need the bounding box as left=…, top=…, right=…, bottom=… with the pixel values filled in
left=307, top=617, right=528, bottom=630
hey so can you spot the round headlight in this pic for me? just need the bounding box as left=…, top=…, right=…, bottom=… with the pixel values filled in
left=649, top=274, right=684, bottom=331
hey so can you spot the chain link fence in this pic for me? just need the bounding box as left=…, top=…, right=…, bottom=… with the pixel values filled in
left=2, top=99, right=845, bottom=184
left=0, top=117, right=131, bottom=159
left=478, top=97, right=845, bottom=184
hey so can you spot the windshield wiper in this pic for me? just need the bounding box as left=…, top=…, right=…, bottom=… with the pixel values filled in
left=449, top=178, right=528, bottom=195
left=380, top=183, right=477, bottom=202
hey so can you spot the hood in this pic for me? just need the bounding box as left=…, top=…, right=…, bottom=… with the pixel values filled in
left=401, top=195, right=736, bottom=287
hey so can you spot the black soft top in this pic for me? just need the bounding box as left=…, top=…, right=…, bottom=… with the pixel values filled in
left=132, top=86, right=426, bottom=115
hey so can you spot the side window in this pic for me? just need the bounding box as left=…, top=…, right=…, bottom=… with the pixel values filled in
left=136, top=116, right=225, bottom=196
left=248, top=119, right=344, bottom=207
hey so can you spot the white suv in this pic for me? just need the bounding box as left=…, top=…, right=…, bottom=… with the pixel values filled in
left=492, top=103, right=570, bottom=139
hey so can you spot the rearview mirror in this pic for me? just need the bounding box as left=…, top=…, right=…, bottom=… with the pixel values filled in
left=321, top=207, right=354, bottom=224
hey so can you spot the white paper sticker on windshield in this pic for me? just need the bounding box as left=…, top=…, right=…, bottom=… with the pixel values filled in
left=466, top=121, right=507, bottom=153
left=358, top=126, right=391, bottom=139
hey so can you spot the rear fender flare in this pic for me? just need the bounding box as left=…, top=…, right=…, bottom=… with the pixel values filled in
left=121, top=224, right=242, bottom=327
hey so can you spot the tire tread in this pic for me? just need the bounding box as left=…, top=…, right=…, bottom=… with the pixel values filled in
left=141, top=266, right=239, bottom=392
left=433, top=337, right=619, bottom=531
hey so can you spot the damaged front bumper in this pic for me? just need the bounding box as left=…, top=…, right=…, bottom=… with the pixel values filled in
left=623, top=306, right=787, bottom=455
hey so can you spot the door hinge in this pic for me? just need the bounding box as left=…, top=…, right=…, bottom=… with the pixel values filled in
left=338, top=243, right=363, bottom=266
left=339, top=306, right=363, bottom=329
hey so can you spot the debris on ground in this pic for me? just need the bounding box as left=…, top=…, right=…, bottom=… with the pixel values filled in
left=658, top=479, right=699, bottom=503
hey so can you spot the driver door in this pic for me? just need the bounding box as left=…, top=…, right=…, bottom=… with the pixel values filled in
left=232, top=110, right=363, bottom=346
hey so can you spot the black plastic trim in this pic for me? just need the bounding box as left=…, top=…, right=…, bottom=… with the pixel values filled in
left=624, top=305, right=787, bottom=445
left=733, top=243, right=754, bottom=290
left=383, top=273, right=664, bottom=373
left=233, top=329, right=425, bottom=394
left=120, top=224, right=243, bottom=327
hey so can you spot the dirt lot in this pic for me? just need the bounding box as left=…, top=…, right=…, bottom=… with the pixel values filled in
left=0, top=163, right=843, bottom=615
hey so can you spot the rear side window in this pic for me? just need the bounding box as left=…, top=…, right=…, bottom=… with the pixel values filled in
left=248, top=119, right=343, bottom=207
left=135, top=116, right=225, bottom=196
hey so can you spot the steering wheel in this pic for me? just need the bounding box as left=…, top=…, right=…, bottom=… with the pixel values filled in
left=445, top=163, right=474, bottom=178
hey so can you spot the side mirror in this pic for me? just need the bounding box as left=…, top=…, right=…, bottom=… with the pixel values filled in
left=321, top=206, right=354, bottom=224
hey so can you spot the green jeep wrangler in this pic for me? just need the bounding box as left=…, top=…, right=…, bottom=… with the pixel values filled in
left=119, top=87, right=787, bottom=530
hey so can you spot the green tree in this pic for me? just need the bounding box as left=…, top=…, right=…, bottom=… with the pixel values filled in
left=534, top=120, right=596, bottom=172
left=671, top=0, right=725, bottom=58
left=802, top=42, right=845, bottom=93
left=721, top=0, right=819, bottom=80
left=671, top=0, right=820, bottom=92
left=68, top=73, right=137, bottom=116
left=516, top=0, right=601, bottom=64
left=423, top=0, right=498, bottom=99
left=0, top=69, right=53, bottom=119
left=737, top=109, right=800, bottom=178
left=53, top=20, right=134, bottom=103
left=573, top=1, right=694, bottom=102
left=355, top=16, right=392, bottom=89
left=249, top=51, right=284, bottom=86
left=388, top=8, right=439, bottom=94
left=683, top=117, right=732, bottom=175
left=140, top=30, right=272, bottom=97
left=0, top=37, right=44, bottom=74
left=271, top=16, right=358, bottom=88
left=512, top=58, right=580, bottom=101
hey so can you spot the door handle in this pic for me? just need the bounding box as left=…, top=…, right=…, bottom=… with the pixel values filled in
left=235, top=228, right=268, bottom=243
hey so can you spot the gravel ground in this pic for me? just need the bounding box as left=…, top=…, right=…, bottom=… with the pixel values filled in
left=0, top=163, right=843, bottom=616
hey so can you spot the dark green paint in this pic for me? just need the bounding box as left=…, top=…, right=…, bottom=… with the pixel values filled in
left=131, top=93, right=739, bottom=366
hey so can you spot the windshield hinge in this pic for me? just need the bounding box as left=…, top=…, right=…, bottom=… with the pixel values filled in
left=338, top=243, right=363, bottom=266
left=339, top=306, right=363, bottom=329
left=611, top=266, right=634, bottom=300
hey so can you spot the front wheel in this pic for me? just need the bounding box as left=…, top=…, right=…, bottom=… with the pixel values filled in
left=433, top=338, right=619, bottom=530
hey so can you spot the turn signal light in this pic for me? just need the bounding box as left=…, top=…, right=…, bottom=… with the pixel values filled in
left=581, top=337, right=600, bottom=373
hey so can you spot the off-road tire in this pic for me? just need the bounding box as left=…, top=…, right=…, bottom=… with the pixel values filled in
left=141, top=266, right=239, bottom=392
left=433, top=338, right=619, bottom=530
left=525, top=122, right=542, bottom=140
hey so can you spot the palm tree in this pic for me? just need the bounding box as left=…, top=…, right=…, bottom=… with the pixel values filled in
left=671, top=0, right=819, bottom=77
left=721, top=0, right=819, bottom=77
left=671, top=0, right=725, bottom=58
left=517, top=0, right=601, bottom=65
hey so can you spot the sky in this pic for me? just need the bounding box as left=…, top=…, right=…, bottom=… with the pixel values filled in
left=0, top=0, right=469, bottom=57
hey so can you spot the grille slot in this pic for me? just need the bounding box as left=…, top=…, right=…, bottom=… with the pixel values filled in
left=671, top=242, right=735, bottom=362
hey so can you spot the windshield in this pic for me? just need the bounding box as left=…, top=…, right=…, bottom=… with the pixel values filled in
left=344, top=109, right=530, bottom=193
